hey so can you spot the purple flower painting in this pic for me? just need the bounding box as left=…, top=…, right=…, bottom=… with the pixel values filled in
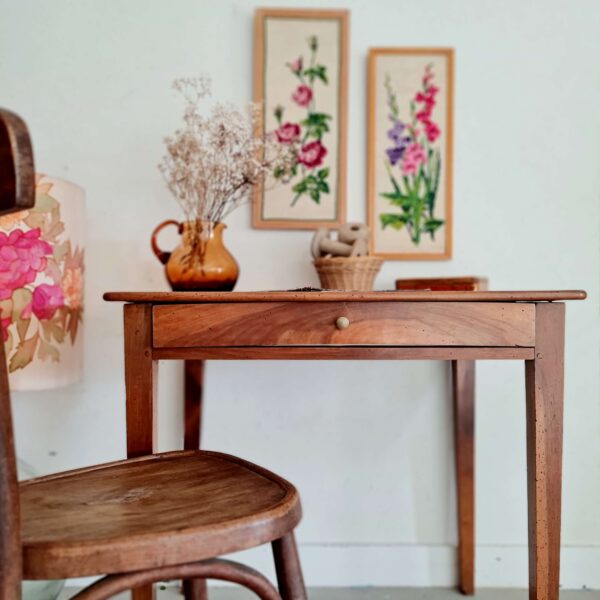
left=379, top=64, right=445, bottom=246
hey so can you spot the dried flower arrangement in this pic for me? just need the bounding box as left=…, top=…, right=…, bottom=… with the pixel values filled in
left=158, top=76, right=287, bottom=241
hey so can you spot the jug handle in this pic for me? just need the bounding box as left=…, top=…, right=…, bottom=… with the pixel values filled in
left=151, top=220, right=180, bottom=265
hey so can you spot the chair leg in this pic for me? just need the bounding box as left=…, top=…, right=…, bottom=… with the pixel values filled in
left=183, top=579, right=208, bottom=600
left=272, top=532, right=307, bottom=600
left=131, top=586, right=155, bottom=600
left=71, top=558, right=280, bottom=600
left=184, top=359, right=204, bottom=450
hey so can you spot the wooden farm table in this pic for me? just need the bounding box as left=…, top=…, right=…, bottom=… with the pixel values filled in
left=105, top=290, right=586, bottom=600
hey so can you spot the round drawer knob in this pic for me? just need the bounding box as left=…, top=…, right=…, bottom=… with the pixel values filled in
left=335, top=316, right=350, bottom=330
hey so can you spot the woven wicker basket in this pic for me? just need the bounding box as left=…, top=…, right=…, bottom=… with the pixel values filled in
left=313, top=256, right=383, bottom=291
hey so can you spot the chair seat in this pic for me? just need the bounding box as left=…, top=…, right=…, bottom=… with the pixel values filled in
left=20, top=450, right=301, bottom=580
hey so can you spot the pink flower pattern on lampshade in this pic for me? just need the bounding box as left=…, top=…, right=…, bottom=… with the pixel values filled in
left=1, top=317, right=10, bottom=342
left=62, top=267, right=83, bottom=309
left=31, top=284, right=65, bottom=321
left=0, top=229, right=52, bottom=299
left=0, top=175, right=84, bottom=378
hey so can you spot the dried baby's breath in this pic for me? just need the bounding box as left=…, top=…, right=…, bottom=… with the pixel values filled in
left=159, top=77, right=283, bottom=228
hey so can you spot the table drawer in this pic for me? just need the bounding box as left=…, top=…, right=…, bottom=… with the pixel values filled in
left=152, top=302, right=535, bottom=348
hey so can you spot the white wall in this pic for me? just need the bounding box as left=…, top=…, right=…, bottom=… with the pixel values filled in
left=1, top=0, right=599, bottom=589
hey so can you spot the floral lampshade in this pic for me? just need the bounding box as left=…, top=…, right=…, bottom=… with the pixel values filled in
left=0, top=174, right=85, bottom=390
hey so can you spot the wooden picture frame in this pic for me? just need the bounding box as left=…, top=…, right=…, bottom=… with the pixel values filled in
left=368, top=48, right=454, bottom=259
left=253, top=8, right=349, bottom=230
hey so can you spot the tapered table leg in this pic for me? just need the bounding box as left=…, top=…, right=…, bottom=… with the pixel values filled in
left=124, top=304, right=158, bottom=600
left=184, top=359, right=204, bottom=450
left=452, top=360, right=475, bottom=595
left=525, top=303, right=565, bottom=600
left=182, top=359, right=206, bottom=599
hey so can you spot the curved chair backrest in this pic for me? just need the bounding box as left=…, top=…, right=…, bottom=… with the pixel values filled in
left=0, top=108, right=36, bottom=600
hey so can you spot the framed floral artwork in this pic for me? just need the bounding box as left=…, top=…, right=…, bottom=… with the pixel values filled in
left=253, top=8, right=349, bottom=229
left=367, top=48, right=454, bottom=259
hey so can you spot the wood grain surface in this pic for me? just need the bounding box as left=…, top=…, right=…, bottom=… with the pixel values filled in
left=0, top=109, right=35, bottom=215
left=104, top=290, right=586, bottom=303
left=0, top=108, right=37, bottom=600
left=452, top=360, right=476, bottom=594
left=396, top=277, right=488, bottom=291
left=0, top=339, right=20, bottom=600
left=272, top=532, right=307, bottom=600
left=124, top=304, right=157, bottom=459
left=152, top=302, right=536, bottom=348
left=153, top=346, right=535, bottom=361
left=525, top=303, right=565, bottom=600
left=20, top=450, right=301, bottom=580
left=184, top=360, right=204, bottom=451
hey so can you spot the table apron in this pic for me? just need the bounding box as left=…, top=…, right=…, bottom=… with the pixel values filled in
left=152, top=346, right=535, bottom=361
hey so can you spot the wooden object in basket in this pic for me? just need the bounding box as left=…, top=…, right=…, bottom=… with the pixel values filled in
left=313, top=256, right=382, bottom=291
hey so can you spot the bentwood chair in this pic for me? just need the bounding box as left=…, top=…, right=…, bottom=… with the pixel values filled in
left=0, top=108, right=307, bottom=600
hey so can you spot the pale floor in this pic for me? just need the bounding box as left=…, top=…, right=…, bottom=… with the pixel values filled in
left=61, top=587, right=600, bottom=599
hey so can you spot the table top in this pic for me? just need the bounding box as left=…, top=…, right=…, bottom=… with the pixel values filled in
left=104, top=290, right=587, bottom=303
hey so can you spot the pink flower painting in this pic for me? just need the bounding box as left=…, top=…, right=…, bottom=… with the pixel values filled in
left=288, top=57, right=303, bottom=74
left=379, top=64, right=445, bottom=245
left=271, top=35, right=332, bottom=206
left=275, top=122, right=301, bottom=144
left=292, top=85, right=313, bottom=107
left=400, top=142, right=427, bottom=176
left=297, top=140, right=327, bottom=169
